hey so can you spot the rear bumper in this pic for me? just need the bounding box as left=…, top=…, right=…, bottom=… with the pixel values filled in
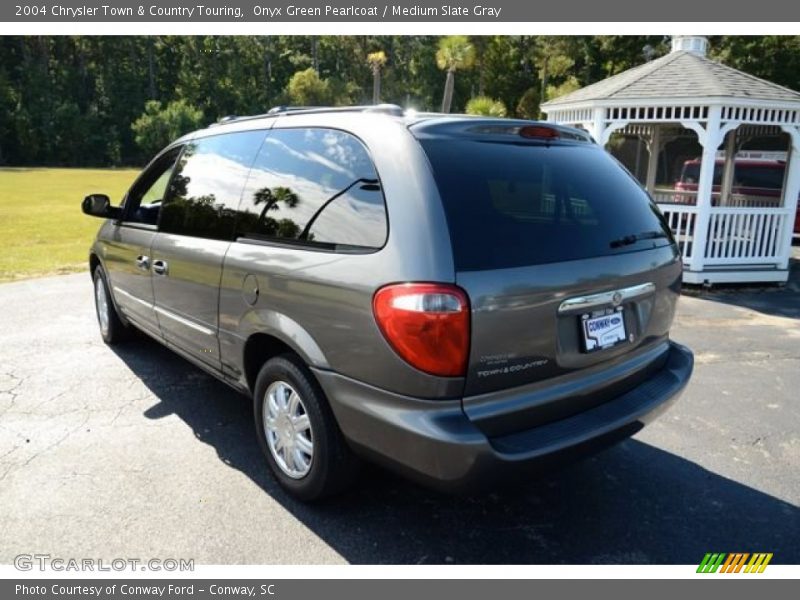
left=313, top=341, right=693, bottom=493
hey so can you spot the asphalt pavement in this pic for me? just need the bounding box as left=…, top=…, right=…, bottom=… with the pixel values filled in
left=1, top=251, right=798, bottom=565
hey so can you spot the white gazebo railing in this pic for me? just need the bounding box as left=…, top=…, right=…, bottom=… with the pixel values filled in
left=542, top=35, right=800, bottom=284
left=651, top=189, right=784, bottom=208
left=658, top=203, right=699, bottom=260
left=658, top=201, right=790, bottom=268
left=704, top=208, right=790, bottom=265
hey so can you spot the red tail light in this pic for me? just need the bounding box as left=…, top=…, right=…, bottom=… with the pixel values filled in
left=373, top=283, right=470, bottom=377
left=519, top=125, right=560, bottom=139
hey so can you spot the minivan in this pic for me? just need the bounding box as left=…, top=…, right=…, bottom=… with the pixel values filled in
left=82, top=106, right=694, bottom=500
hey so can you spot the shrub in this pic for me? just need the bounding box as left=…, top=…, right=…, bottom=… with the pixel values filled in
left=286, top=68, right=333, bottom=106
left=465, top=96, right=507, bottom=118
left=131, top=100, right=203, bottom=157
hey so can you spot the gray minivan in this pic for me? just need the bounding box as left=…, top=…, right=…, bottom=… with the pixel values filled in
left=82, top=106, right=693, bottom=500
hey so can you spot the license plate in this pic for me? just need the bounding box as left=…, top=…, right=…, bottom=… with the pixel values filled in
left=581, top=309, right=627, bottom=352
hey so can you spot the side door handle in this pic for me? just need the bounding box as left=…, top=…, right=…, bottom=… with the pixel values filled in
left=135, top=255, right=150, bottom=270
left=152, top=259, right=168, bottom=276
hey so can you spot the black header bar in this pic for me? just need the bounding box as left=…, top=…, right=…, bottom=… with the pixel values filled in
left=3, top=0, right=800, bottom=22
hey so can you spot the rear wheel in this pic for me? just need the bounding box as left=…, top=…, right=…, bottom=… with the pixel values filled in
left=93, top=267, right=130, bottom=344
left=254, top=354, right=359, bottom=501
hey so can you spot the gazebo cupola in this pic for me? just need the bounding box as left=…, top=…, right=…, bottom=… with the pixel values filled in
left=542, top=36, right=800, bottom=284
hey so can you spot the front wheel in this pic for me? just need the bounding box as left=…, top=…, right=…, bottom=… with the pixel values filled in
left=93, top=267, right=129, bottom=344
left=253, top=354, right=359, bottom=501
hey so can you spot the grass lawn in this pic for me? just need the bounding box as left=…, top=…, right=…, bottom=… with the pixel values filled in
left=0, top=167, right=139, bottom=282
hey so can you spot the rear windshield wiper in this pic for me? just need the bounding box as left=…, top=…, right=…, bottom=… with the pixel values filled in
left=609, top=230, right=668, bottom=248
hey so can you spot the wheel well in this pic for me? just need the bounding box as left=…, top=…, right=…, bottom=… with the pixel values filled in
left=243, top=333, right=297, bottom=393
left=89, top=253, right=100, bottom=276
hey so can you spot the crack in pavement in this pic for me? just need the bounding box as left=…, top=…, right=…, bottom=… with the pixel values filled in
left=0, top=413, right=91, bottom=483
left=0, top=372, right=27, bottom=419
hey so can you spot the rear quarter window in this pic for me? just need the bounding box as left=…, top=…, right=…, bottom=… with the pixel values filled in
left=236, top=127, right=388, bottom=251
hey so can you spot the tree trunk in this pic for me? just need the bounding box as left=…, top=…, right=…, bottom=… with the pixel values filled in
left=311, top=37, right=319, bottom=72
left=441, top=69, right=455, bottom=113
left=147, top=38, right=156, bottom=100
left=262, top=37, right=272, bottom=101
left=539, top=59, right=549, bottom=118
left=372, top=68, right=381, bottom=104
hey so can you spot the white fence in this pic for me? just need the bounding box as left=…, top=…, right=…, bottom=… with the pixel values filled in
left=652, top=188, right=783, bottom=208
left=656, top=191, right=791, bottom=267
left=704, top=209, right=789, bottom=265
left=658, top=203, right=698, bottom=260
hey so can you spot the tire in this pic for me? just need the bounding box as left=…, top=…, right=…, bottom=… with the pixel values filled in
left=92, top=266, right=130, bottom=345
left=254, top=354, right=360, bottom=501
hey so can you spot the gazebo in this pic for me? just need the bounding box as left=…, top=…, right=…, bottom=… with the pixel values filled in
left=542, top=36, right=800, bottom=284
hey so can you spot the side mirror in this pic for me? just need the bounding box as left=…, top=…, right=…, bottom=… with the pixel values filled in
left=82, top=194, right=121, bottom=219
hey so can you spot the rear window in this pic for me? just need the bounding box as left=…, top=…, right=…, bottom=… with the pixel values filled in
left=421, top=139, right=672, bottom=271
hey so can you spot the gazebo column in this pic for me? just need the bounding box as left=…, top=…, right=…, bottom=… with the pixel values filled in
left=685, top=106, right=723, bottom=274
left=588, top=107, right=607, bottom=146
left=778, top=125, right=800, bottom=269
left=719, top=129, right=738, bottom=206
left=645, top=125, right=661, bottom=194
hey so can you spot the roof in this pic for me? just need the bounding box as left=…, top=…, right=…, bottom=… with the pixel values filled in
left=542, top=50, right=800, bottom=107
left=186, top=105, right=590, bottom=143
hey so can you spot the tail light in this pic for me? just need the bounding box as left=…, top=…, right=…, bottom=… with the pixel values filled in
left=373, top=283, right=470, bottom=377
left=519, top=125, right=560, bottom=139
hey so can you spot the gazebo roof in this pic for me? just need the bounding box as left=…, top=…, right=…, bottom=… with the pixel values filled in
left=542, top=49, right=800, bottom=108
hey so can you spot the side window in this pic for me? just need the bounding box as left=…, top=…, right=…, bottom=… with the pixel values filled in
left=735, top=165, right=785, bottom=190
left=237, top=128, right=387, bottom=251
left=159, top=130, right=266, bottom=241
left=123, top=147, right=181, bottom=225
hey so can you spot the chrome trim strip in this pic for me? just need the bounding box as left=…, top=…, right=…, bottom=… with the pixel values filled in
left=113, top=286, right=153, bottom=309
left=558, top=282, right=656, bottom=314
left=154, top=305, right=215, bottom=336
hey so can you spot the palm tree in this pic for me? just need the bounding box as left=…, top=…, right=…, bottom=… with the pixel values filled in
left=436, top=36, right=475, bottom=113
left=366, top=50, right=387, bottom=105
left=252, top=186, right=301, bottom=236
left=469, top=36, right=489, bottom=96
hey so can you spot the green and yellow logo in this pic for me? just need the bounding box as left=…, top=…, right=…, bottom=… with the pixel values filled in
left=697, top=553, right=773, bottom=573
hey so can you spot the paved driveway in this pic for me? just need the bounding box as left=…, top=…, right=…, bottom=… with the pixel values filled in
left=1, top=255, right=798, bottom=565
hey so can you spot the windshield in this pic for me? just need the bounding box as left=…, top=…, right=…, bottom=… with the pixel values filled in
left=420, top=139, right=673, bottom=271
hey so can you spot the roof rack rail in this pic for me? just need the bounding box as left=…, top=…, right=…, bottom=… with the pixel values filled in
left=207, top=114, right=241, bottom=127
left=362, top=104, right=404, bottom=116
left=208, top=104, right=407, bottom=128
left=267, top=104, right=404, bottom=116
left=267, top=105, right=324, bottom=114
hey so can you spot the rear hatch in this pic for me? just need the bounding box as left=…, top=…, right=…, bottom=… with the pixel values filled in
left=413, top=119, right=682, bottom=437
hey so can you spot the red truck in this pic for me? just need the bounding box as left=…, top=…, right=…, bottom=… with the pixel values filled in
left=675, top=157, right=800, bottom=234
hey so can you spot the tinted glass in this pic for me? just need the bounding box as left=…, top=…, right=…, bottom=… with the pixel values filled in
left=237, top=128, right=387, bottom=250
left=680, top=162, right=722, bottom=185
left=160, top=131, right=266, bottom=240
left=421, top=139, right=672, bottom=271
left=123, top=147, right=181, bottom=225
left=736, top=165, right=785, bottom=190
